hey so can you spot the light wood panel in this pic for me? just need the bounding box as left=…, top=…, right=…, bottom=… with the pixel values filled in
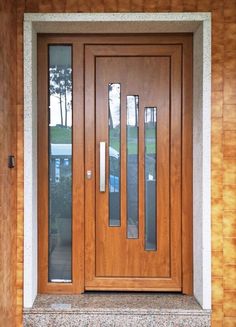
left=36, top=34, right=192, bottom=294
left=11, top=0, right=236, bottom=326
left=37, top=36, right=84, bottom=293
left=0, top=0, right=17, bottom=326
left=87, top=47, right=178, bottom=288
left=221, top=2, right=236, bottom=325
left=16, top=0, right=24, bottom=324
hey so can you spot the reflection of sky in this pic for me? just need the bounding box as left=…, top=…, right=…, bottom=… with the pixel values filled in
left=127, top=95, right=139, bottom=126
left=49, top=91, right=72, bottom=127
left=109, top=83, right=120, bottom=128
left=145, top=107, right=157, bottom=124
left=49, top=44, right=72, bottom=128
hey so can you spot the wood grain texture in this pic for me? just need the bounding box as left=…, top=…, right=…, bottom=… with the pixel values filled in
left=223, top=317, right=236, bottom=327
left=223, top=211, right=236, bottom=238
left=224, top=291, right=236, bottom=317
left=223, top=264, right=236, bottom=291
left=16, top=0, right=24, bottom=324
left=212, top=304, right=223, bottom=322
left=212, top=91, right=223, bottom=118
left=84, top=38, right=191, bottom=292
left=91, top=49, right=174, bottom=286
left=223, top=105, right=236, bottom=131
left=224, top=0, right=236, bottom=23
left=0, top=0, right=17, bottom=326
left=221, top=15, right=236, bottom=321
left=212, top=251, right=223, bottom=278
left=37, top=36, right=84, bottom=293
left=10, top=0, right=236, bottom=326
left=212, top=277, right=224, bottom=306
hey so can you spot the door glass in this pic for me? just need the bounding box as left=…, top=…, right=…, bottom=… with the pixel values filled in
left=144, top=107, right=157, bottom=251
left=108, top=83, right=121, bottom=226
left=127, top=95, right=139, bottom=238
left=48, top=45, right=72, bottom=282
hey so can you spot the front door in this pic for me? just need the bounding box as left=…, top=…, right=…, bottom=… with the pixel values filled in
left=85, top=43, right=182, bottom=291
left=38, top=35, right=193, bottom=294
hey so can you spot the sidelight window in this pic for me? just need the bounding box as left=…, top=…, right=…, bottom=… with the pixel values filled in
left=48, top=45, right=72, bottom=282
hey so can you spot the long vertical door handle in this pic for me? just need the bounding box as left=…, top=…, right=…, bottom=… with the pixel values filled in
left=100, top=142, right=106, bottom=192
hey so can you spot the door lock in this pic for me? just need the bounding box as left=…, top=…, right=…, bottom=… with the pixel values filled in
left=86, top=170, right=92, bottom=180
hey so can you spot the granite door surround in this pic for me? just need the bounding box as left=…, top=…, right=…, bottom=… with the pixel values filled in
left=24, top=13, right=211, bottom=310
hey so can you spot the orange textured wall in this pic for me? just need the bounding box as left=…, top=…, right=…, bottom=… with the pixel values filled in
left=15, top=1, right=236, bottom=326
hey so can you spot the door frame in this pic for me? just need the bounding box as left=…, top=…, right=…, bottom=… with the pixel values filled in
left=23, top=13, right=211, bottom=310
left=37, top=33, right=192, bottom=295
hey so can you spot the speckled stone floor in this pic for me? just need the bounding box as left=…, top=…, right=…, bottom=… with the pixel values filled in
left=24, top=293, right=211, bottom=326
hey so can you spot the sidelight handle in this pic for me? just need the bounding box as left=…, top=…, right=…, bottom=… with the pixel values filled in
left=100, top=142, right=106, bottom=192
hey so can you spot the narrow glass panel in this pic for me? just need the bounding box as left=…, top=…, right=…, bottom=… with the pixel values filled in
left=108, top=83, right=121, bottom=226
left=48, top=45, right=72, bottom=282
left=127, top=95, right=139, bottom=238
left=145, top=107, right=157, bottom=251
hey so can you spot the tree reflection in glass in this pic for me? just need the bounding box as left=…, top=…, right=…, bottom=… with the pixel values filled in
left=145, top=107, right=157, bottom=251
left=127, top=95, right=139, bottom=238
left=48, top=45, right=72, bottom=282
left=108, top=83, right=121, bottom=226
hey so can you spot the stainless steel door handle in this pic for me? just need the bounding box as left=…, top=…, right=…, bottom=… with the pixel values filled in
left=100, top=142, right=106, bottom=192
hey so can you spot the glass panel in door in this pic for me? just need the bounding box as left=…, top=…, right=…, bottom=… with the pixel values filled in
left=144, top=107, right=157, bottom=251
left=127, top=95, right=139, bottom=238
left=48, top=45, right=72, bottom=282
left=108, top=83, right=121, bottom=227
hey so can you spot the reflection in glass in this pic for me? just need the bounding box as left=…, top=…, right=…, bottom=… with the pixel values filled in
left=127, top=96, right=139, bottom=238
left=48, top=45, right=72, bottom=282
left=108, top=83, right=121, bottom=226
left=145, top=107, right=157, bottom=251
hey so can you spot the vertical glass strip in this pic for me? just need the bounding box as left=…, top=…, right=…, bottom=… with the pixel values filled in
left=144, top=107, right=157, bottom=251
left=127, top=96, right=139, bottom=238
left=48, top=45, right=72, bottom=282
left=108, top=83, right=121, bottom=226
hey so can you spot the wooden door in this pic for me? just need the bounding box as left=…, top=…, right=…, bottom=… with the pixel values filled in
left=38, top=34, right=192, bottom=294
left=85, top=44, right=182, bottom=291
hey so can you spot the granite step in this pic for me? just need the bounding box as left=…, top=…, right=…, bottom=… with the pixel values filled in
left=24, top=293, right=211, bottom=327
